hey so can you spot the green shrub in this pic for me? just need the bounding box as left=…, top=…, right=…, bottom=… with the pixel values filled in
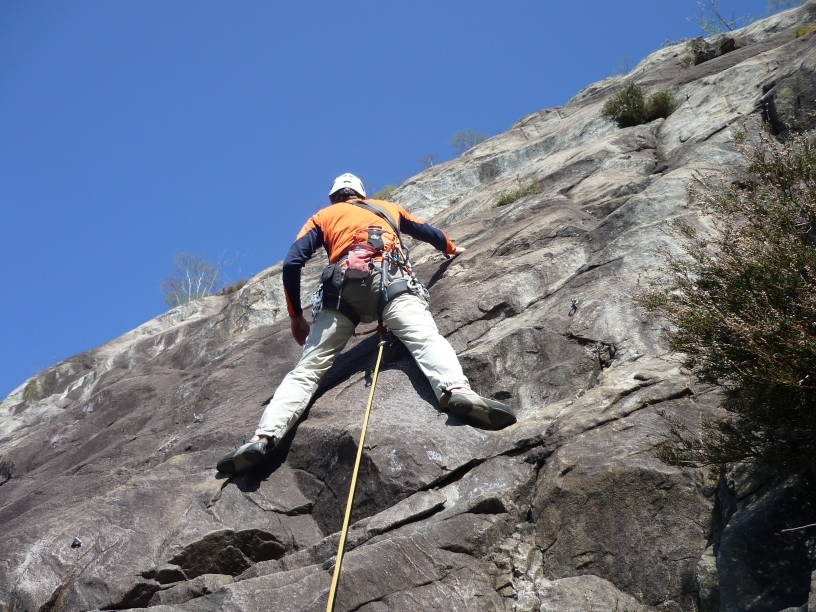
left=601, top=83, right=647, bottom=128
left=601, top=84, right=677, bottom=128
left=372, top=185, right=397, bottom=200
left=646, top=90, right=678, bottom=120
left=795, top=23, right=816, bottom=38
left=216, top=279, right=248, bottom=296
left=637, top=127, right=816, bottom=472
left=495, top=176, right=541, bottom=207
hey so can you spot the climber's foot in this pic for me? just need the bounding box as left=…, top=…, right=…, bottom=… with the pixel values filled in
left=216, top=436, right=273, bottom=474
left=446, top=392, right=516, bottom=429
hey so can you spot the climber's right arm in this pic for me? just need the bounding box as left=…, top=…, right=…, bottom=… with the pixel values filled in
left=396, top=207, right=458, bottom=255
left=282, top=218, right=324, bottom=343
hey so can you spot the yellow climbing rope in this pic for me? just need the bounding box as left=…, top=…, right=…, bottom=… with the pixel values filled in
left=325, top=322, right=387, bottom=612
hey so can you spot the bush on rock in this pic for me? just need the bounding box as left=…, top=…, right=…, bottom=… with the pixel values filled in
left=601, top=83, right=678, bottom=128
left=638, top=126, right=816, bottom=471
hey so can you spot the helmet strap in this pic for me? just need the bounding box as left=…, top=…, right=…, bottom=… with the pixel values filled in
left=330, top=188, right=363, bottom=204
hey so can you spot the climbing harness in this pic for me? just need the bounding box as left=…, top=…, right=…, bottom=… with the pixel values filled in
left=313, top=200, right=429, bottom=324
left=325, top=322, right=388, bottom=612
left=350, top=200, right=428, bottom=304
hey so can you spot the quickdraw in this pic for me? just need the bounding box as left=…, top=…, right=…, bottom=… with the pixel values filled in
left=379, top=247, right=428, bottom=303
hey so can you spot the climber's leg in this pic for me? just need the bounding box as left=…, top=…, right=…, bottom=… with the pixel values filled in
left=381, top=292, right=469, bottom=400
left=382, top=293, right=516, bottom=429
left=217, top=308, right=355, bottom=473
left=255, top=308, right=356, bottom=440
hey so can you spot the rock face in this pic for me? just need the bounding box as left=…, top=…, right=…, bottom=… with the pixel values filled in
left=3, top=5, right=816, bottom=611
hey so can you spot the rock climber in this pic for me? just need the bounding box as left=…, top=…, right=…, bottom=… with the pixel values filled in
left=217, top=173, right=515, bottom=474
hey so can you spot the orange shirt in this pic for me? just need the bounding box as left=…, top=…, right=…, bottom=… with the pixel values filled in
left=296, top=199, right=455, bottom=263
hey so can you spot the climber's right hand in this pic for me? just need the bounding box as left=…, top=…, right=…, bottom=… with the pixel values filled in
left=290, top=315, right=311, bottom=346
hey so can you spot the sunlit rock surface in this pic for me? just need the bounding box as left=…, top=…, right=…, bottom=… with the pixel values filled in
left=3, top=4, right=816, bottom=611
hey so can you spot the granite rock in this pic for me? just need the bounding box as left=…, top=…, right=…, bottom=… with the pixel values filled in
left=3, top=4, right=816, bottom=611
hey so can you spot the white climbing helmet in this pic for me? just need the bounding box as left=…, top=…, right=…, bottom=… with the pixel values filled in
left=329, top=173, right=366, bottom=198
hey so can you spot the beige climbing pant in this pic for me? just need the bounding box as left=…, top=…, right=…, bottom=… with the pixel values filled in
left=255, top=292, right=470, bottom=440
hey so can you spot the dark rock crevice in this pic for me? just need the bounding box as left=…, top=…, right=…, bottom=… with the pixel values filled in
left=0, top=457, right=13, bottom=486
left=692, top=461, right=816, bottom=612
left=761, top=63, right=816, bottom=135
left=37, top=576, right=74, bottom=612
left=345, top=576, right=440, bottom=612
left=563, top=332, right=618, bottom=369
left=688, top=36, right=739, bottom=67
left=98, top=581, right=160, bottom=610
left=166, top=529, right=288, bottom=580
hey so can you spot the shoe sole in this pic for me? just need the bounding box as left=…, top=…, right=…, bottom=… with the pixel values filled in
left=447, top=394, right=517, bottom=429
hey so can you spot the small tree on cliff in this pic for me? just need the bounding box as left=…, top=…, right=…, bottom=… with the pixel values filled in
left=638, top=126, right=816, bottom=472
left=450, top=129, right=485, bottom=154
left=160, top=252, right=223, bottom=307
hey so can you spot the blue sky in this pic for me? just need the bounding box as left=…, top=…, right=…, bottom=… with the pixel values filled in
left=0, top=1, right=781, bottom=397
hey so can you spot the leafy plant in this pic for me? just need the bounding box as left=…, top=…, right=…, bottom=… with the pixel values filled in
left=602, top=83, right=646, bottom=128
left=372, top=185, right=397, bottom=200
left=495, top=175, right=542, bottom=207
left=693, top=0, right=752, bottom=35
left=646, top=91, right=678, bottom=121
left=794, top=23, right=816, bottom=38
left=419, top=153, right=441, bottom=169
left=216, top=279, right=248, bottom=296
left=637, top=126, right=816, bottom=471
left=601, top=84, right=678, bottom=128
left=450, top=129, right=486, bottom=154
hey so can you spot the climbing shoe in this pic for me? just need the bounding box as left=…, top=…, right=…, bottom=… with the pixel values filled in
left=446, top=393, right=517, bottom=429
left=216, top=437, right=273, bottom=474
